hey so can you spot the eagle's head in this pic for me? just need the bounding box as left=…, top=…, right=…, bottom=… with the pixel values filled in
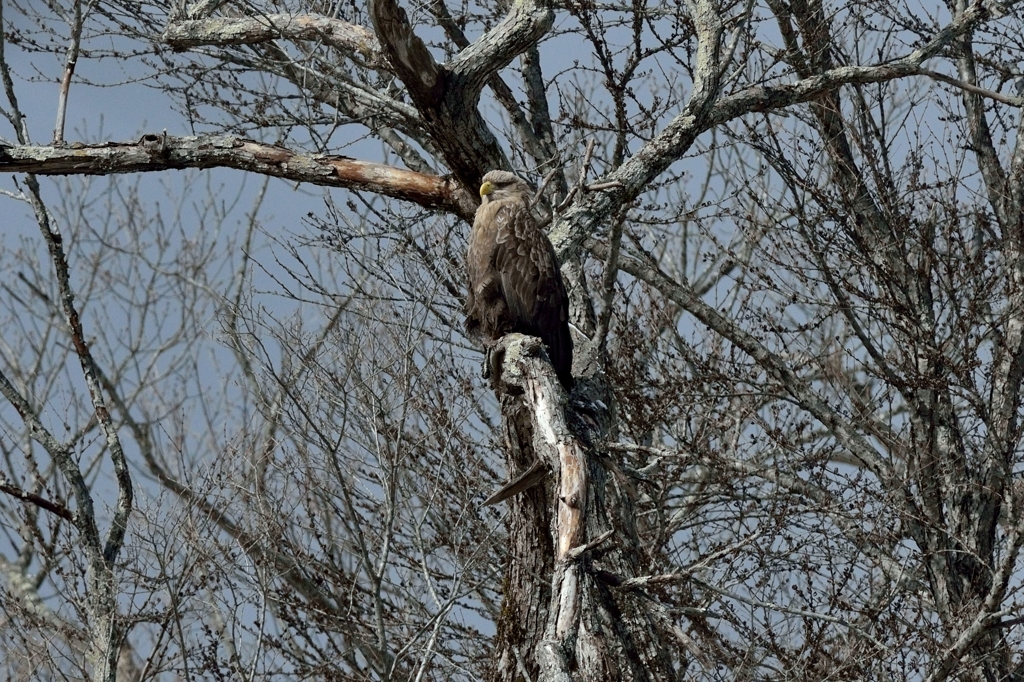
left=479, top=170, right=531, bottom=204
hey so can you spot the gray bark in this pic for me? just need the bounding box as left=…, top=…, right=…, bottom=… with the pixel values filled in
left=487, top=335, right=681, bottom=682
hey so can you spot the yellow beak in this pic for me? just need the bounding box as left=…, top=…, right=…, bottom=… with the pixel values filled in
left=479, top=181, right=494, bottom=198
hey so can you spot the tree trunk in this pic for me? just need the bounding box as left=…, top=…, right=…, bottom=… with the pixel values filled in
left=487, top=335, right=682, bottom=682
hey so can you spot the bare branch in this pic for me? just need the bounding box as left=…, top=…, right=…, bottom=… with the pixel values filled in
left=446, top=1, right=553, bottom=99
left=0, top=476, right=73, bottom=521
left=430, top=0, right=552, bottom=171
left=53, top=0, right=85, bottom=144
left=552, top=1, right=996, bottom=259
left=919, top=67, right=1024, bottom=107
left=368, top=0, right=512, bottom=186
left=162, top=15, right=387, bottom=69
left=585, top=238, right=890, bottom=477
left=0, top=134, right=476, bottom=219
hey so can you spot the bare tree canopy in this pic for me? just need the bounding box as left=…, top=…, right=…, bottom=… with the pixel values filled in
left=1, top=0, right=1024, bottom=681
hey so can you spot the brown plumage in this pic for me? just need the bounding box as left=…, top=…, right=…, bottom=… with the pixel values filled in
left=465, top=170, right=574, bottom=388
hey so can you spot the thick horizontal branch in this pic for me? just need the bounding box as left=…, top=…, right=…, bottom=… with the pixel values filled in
left=162, top=15, right=386, bottom=69
left=0, top=134, right=476, bottom=220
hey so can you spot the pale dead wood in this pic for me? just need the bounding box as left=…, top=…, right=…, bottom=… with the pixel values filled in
left=493, top=333, right=676, bottom=680
left=0, top=134, right=476, bottom=220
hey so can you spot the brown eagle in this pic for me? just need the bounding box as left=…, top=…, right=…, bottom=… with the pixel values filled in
left=465, top=170, right=574, bottom=388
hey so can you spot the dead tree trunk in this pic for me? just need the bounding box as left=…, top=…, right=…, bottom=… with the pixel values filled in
left=486, top=335, right=682, bottom=682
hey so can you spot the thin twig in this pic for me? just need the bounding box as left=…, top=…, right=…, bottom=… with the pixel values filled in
left=617, top=533, right=762, bottom=591
left=54, top=0, right=86, bottom=144
left=513, top=646, right=535, bottom=682
left=919, top=67, right=1024, bottom=107
left=578, top=138, right=596, bottom=186
left=531, top=166, right=562, bottom=207
left=246, top=567, right=268, bottom=682
left=0, top=0, right=29, bottom=144
left=691, top=577, right=891, bottom=652
left=564, top=529, right=615, bottom=561
left=0, top=367, right=73, bottom=490
left=554, top=184, right=579, bottom=213
left=554, top=139, right=597, bottom=213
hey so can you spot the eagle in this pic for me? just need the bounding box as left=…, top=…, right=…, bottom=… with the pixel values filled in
left=465, top=170, right=574, bottom=389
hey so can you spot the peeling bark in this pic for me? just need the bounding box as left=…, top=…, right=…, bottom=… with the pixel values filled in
left=0, top=134, right=477, bottom=220
left=489, top=335, right=681, bottom=682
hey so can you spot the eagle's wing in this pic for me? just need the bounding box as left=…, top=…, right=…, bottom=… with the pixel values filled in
left=466, top=200, right=509, bottom=339
left=492, top=200, right=547, bottom=328
left=492, top=200, right=574, bottom=387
